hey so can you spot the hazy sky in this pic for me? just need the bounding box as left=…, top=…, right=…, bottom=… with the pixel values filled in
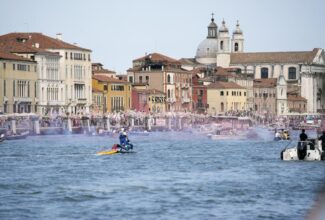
left=1, top=0, right=324, bottom=73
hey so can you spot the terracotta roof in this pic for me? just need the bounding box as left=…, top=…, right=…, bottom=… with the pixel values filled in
left=287, top=95, right=307, bottom=101
left=0, top=51, right=35, bottom=62
left=93, top=75, right=129, bottom=83
left=207, top=81, right=244, bottom=89
left=93, top=69, right=116, bottom=74
left=133, top=52, right=180, bottom=64
left=253, top=78, right=277, bottom=88
left=0, top=32, right=91, bottom=52
left=230, top=48, right=319, bottom=64
left=179, top=58, right=197, bottom=65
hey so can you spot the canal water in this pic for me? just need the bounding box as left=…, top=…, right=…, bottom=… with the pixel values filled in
left=0, top=129, right=324, bottom=220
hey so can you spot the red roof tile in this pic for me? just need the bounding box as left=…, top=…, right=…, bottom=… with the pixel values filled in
left=133, top=52, right=180, bottom=64
left=93, top=75, right=129, bottom=83
left=230, top=49, right=319, bottom=64
left=0, top=51, right=34, bottom=62
left=207, top=81, right=244, bottom=89
left=0, top=32, right=91, bottom=52
left=253, top=78, right=277, bottom=88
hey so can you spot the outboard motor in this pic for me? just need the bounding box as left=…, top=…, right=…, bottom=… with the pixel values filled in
left=297, top=142, right=307, bottom=160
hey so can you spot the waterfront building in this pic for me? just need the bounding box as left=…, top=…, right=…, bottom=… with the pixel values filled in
left=127, top=53, right=192, bottom=112
left=182, top=15, right=325, bottom=114
left=92, top=87, right=105, bottom=115
left=253, top=78, right=278, bottom=117
left=191, top=69, right=208, bottom=114
left=132, top=88, right=166, bottom=113
left=0, top=52, right=37, bottom=113
left=0, top=38, right=63, bottom=115
left=92, top=63, right=117, bottom=78
left=0, top=33, right=93, bottom=115
left=287, top=92, right=307, bottom=113
left=207, top=81, right=247, bottom=115
left=92, top=75, right=131, bottom=112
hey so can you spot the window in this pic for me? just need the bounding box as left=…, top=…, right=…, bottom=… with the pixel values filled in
left=167, top=75, right=171, bottom=84
left=70, top=52, right=73, bottom=60
left=65, top=52, right=68, bottom=59
left=221, top=102, right=224, bottom=112
left=244, top=92, right=246, bottom=96
left=13, top=64, right=15, bottom=70
left=4, top=80, right=6, bottom=96
left=261, top=67, right=269, bottom=79
left=145, top=76, right=149, bottom=83
left=234, top=43, right=239, bottom=52
left=220, top=91, right=224, bottom=96
left=129, top=76, right=133, bottom=83
left=220, top=41, right=224, bottom=50
left=104, top=85, right=108, bottom=91
left=13, top=80, right=15, bottom=96
left=139, top=76, right=143, bottom=83
left=111, top=85, right=124, bottom=91
left=288, top=67, right=296, bottom=80
left=3, top=62, right=6, bottom=69
left=167, top=89, right=171, bottom=98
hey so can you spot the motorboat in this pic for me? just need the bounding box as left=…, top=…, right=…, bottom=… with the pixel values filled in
left=0, top=133, right=5, bottom=142
left=96, top=143, right=135, bottom=155
left=6, top=131, right=29, bottom=140
left=281, top=139, right=324, bottom=161
left=274, top=129, right=290, bottom=141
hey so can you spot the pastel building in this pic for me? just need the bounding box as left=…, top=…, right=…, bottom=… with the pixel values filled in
left=0, top=52, right=37, bottom=113
left=207, top=81, right=247, bottom=115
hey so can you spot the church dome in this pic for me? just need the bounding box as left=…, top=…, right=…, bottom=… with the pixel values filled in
left=196, top=38, right=218, bottom=59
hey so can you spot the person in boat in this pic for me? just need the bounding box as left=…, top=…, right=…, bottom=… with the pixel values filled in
left=274, top=130, right=281, bottom=140
left=299, top=129, right=308, bottom=141
left=318, top=131, right=325, bottom=152
left=298, top=129, right=308, bottom=160
left=118, top=129, right=133, bottom=151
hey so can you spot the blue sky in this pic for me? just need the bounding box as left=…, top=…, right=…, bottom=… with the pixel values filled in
left=0, top=0, right=324, bottom=73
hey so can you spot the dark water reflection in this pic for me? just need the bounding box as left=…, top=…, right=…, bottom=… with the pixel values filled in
left=0, top=130, right=324, bottom=220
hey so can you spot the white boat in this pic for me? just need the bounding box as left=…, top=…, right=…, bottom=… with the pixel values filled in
left=281, top=139, right=324, bottom=161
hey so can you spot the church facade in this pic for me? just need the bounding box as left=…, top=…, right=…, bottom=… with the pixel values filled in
left=183, top=15, right=325, bottom=114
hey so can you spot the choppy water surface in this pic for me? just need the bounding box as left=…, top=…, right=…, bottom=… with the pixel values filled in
left=0, top=129, right=324, bottom=220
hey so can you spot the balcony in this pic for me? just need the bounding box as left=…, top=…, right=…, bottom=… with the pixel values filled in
left=77, top=98, right=87, bottom=104
left=181, top=97, right=191, bottom=103
left=13, top=97, right=32, bottom=102
left=181, top=83, right=189, bottom=89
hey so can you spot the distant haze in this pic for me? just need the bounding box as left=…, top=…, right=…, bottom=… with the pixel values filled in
left=0, top=0, right=324, bottom=73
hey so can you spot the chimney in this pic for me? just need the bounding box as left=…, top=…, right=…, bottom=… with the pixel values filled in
left=56, top=33, right=62, bottom=41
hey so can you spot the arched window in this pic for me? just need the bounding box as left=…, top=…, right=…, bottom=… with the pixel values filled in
left=167, top=75, right=171, bottom=84
left=261, top=68, right=269, bottom=79
left=167, top=89, right=170, bottom=98
left=221, top=102, right=224, bottom=112
left=234, top=43, right=239, bottom=52
left=288, top=67, right=296, bottom=80
left=220, top=41, right=224, bottom=50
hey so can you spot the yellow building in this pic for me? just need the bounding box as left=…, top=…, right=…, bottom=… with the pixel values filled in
left=207, top=81, right=247, bottom=115
left=0, top=52, right=38, bottom=113
left=92, top=75, right=131, bottom=113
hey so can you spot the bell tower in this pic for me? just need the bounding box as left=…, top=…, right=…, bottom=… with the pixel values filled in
left=231, top=21, right=244, bottom=53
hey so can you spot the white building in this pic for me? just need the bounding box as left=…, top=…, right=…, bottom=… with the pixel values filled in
left=0, top=33, right=93, bottom=115
left=182, top=15, right=325, bottom=113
